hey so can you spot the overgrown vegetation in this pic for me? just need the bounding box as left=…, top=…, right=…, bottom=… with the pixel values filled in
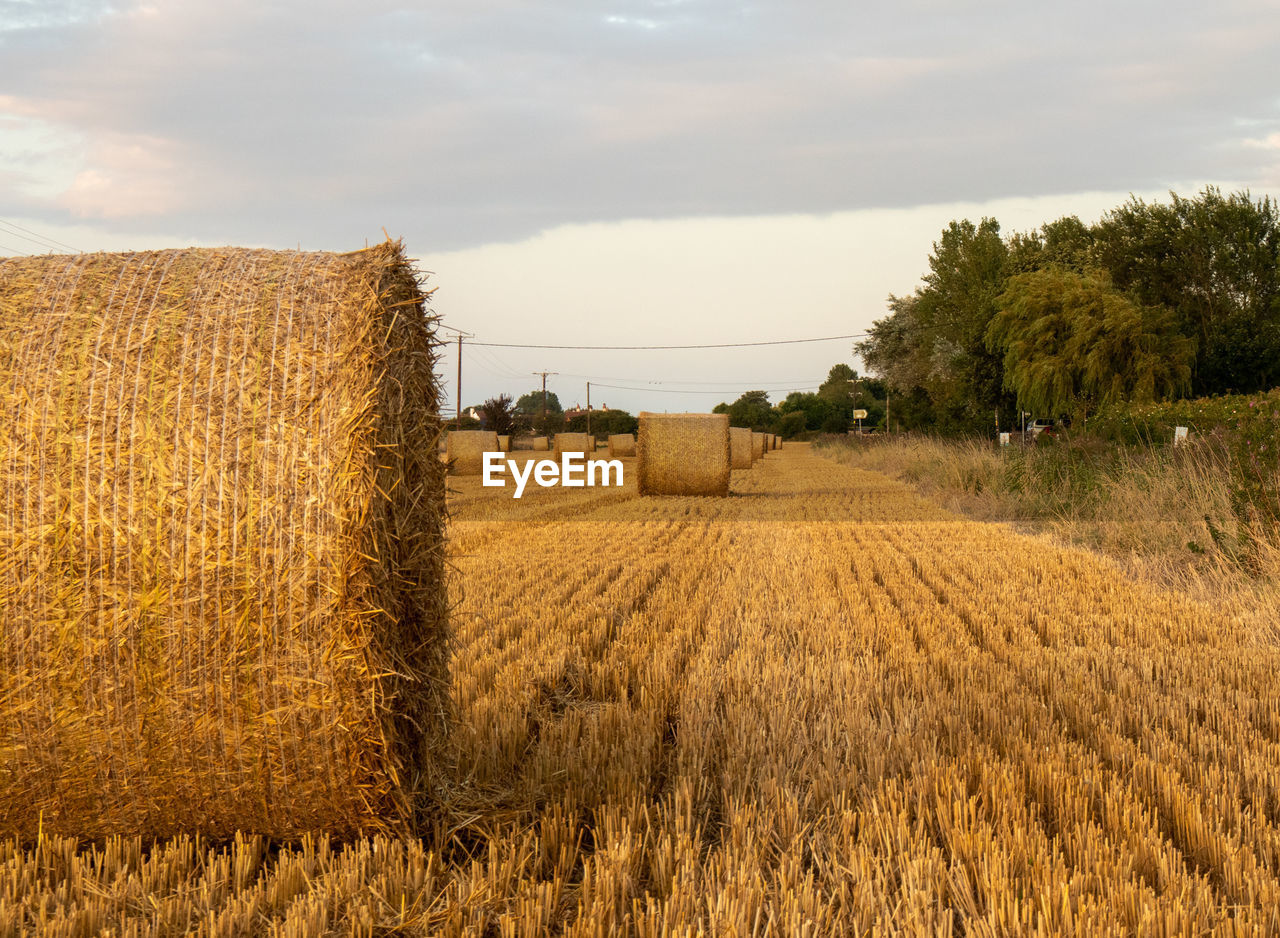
left=857, top=187, right=1280, bottom=434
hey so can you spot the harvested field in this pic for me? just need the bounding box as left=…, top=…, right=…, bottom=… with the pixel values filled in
left=8, top=444, right=1280, bottom=935
left=0, top=243, right=447, bottom=842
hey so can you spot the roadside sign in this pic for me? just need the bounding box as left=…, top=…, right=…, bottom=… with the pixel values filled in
left=853, top=409, right=868, bottom=419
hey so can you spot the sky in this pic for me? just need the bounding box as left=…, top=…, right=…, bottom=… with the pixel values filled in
left=2, top=0, right=1279, bottom=413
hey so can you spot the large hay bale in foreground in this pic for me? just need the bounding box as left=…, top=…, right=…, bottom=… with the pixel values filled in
left=554, top=432, right=592, bottom=457
left=752, top=432, right=767, bottom=461
left=0, top=243, right=447, bottom=842
left=729, top=427, right=753, bottom=469
left=608, top=433, right=636, bottom=457
left=447, top=430, right=500, bottom=474
left=637, top=413, right=730, bottom=496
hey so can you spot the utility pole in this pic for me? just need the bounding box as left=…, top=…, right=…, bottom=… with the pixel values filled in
left=532, top=371, right=557, bottom=429
left=586, top=381, right=591, bottom=437
left=456, top=334, right=462, bottom=429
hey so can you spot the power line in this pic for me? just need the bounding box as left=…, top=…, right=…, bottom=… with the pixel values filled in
left=0, top=242, right=30, bottom=257
left=590, top=382, right=820, bottom=395
left=468, top=332, right=864, bottom=350
left=0, top=218, right=80, bottom=254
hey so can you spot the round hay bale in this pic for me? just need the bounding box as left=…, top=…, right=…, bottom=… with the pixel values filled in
left=497, top=435, right=511, bottom=453
left=607, top=433, right=636, bottom=457
left=729, top=427, right=753, bottom=470
left=531, top=436, right=550, bottom=451
left=752, top=432, right=766, bottom=461
left=0, top=243, right=447, bottom=842
left=447, top=430, right=500, bottom=475
left=554, top=432, right=592, bottom=457
left=637, top=413, right=730, bottom=496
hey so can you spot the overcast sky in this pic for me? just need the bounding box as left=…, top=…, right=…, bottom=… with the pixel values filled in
left=2, top=0, right=1278, bottom=412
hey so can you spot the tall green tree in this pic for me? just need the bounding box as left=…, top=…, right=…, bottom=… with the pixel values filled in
left=987, top=267, right=1193, bottom=418
left=713, top=390, right=775, bottom=430
left=1090, top=187, right=1280, bottom=395
left=858, top=218, right=1013, bottom=432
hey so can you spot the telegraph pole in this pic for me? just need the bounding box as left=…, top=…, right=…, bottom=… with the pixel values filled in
left=456, top=334, right=462, bottom=428
left=532, top=371, right=557, bottom=427
left=586, top=381, right=591, bottom=437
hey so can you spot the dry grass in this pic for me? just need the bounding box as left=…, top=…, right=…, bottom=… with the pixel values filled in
left=11, top=445, right=1280, bottom=934
left=636, top=412, right=730, bottom=496
left=607, top=433, right=635, bottom=457
left=729, top=427, right=753, bottom=469
left=0, top=243, right=449, bottom=842
left=447, top=431, right=500, bottom=475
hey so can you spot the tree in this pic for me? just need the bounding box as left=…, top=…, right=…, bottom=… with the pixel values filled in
left=514, top=389, right=563, bottom=435
left=987, top=267, right=1193, bottom=418
left=857, top=218, right=1014, bottom=433
left=514, top=389, right=562, bottom=416
left=477, top=394, right=515, bottom=434
left=1090, top=188, right=1280, bottom=395
left=776, top=391, right=834, bottom=431
left=714, top=390, right=775, bottom=431
left=566, top=409, right=638, bottom=437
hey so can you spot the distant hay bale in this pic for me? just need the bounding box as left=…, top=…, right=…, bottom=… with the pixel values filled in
left=447, top=431, right=500, bottom=475
left=637, top=413, right=730, bottom=496
left=729, top=427, right=753, bottom=469
left=0, top=243, right=448, bottom=842
left=498, top=435, right=511, bottom=452
left=608, top=433, right=636, bottom=457
left=532, top=436, right=550, bottom=451
left=554, top=432, right=592, bottom=457
left=752, top=432, right=766, bottom=461
left=771, top=434, right=780, bottom=450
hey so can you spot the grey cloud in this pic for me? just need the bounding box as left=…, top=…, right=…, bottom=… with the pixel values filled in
left=1, top=0, right=1278, bottom=249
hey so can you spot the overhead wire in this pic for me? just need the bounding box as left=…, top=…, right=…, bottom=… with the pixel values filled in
left=0, top=218, right=80, bottom=254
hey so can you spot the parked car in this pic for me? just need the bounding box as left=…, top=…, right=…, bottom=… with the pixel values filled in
left=1027, top=418, right=1056, bottom=439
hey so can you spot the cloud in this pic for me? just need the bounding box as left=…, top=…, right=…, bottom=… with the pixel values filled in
left=0, top=0, right=1276, bottom=249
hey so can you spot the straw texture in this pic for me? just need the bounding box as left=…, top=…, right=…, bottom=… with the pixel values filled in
left=729, top=427, right=753, bottom=470
left=554, top=433, right=592, bottom=457
left=607, top=433, right=636, bottom=457
left=636, top=413, right=730, bottom=496
left=497, top=435, right=511, bottom=453
left=0, top=242, right=447, bottom=842
left=447, top=430, right=499, bottom=475
left=752, top=432, right=766, bottom=461
left=531, top=437, right=550, bottom=451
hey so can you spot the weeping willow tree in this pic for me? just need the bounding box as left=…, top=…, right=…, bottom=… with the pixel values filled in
left=987, top=266, right=1193, bottom=419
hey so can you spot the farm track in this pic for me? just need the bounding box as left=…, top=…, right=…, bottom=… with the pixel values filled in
left=5, top=443, right=1280, bottom=936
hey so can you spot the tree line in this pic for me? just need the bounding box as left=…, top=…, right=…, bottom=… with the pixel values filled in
left=857, top=187, right=1280, bottom=435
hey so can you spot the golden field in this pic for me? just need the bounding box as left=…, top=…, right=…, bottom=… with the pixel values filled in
left=5, top=443, right=1280, bottom=936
